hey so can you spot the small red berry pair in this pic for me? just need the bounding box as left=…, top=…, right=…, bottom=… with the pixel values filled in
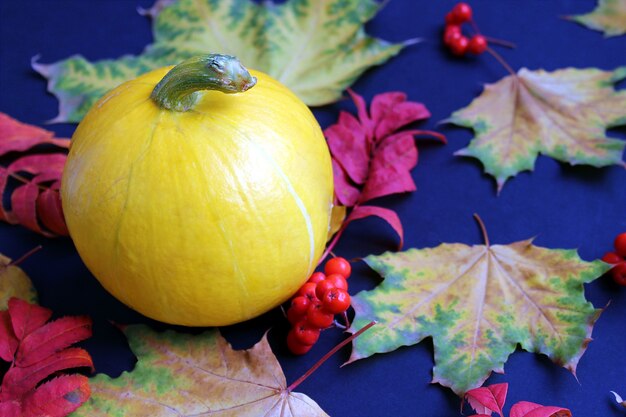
left=286, top=257, right=352, bottom=355
left=602, top=232, right=626, bottom=286
left=443, top=2, right=488, bottom=56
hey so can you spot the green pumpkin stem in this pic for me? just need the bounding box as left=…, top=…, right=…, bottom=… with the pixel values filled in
left=151, top=54, right=257, bottom=112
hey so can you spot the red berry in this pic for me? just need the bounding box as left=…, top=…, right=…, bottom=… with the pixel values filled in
left=321, top=288, right=351, bottom=314
left=614, top=233, right=626, bottom=258
left=602, top=252, right=624, bottom=264
left=452, top=2, right=473, bottom=23
left=324, top=257, right=351, bottom=278
left=315, top=279, right=337, bottom=300
left=290, top=296, right=310, bottom=315
left=449, top=35, right=469, bottom=56
left=326, top=274, right=348, bottom=292
left=287, top=330, right=313, bottom=355
left=308, top=272, right=326, bottom=284
left=287, top=307, right=305, bottom=325
left=298, top=282, right=318, bottom=302
left=468, top=34, right=488, bottom=54
left=307, top=302, right=335, bottom=328
left=443, top=25, right=462, bottom=46
left=292, top=320, right=321, bottom=345
left=445, top=11, right=459, bottom=25
left=611, top=262, right=626, bottom=286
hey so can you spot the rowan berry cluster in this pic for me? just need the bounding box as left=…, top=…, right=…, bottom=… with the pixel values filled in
left=443, top=2, right=488, bottom=56
left=286, top=257, right=352, bottom=355
left=602, top=233, right=626, bottom=286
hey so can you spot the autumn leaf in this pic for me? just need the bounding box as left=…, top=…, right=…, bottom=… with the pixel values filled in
left=34, top=0, right=409, bottom=123
left=450, top=67, right=626, bottom=193
left=0, top=113, right=69, bottom=237
left=0, top=253, right=37, bottom=309
left=72, top=325, right=328, bottom=417
left=0, top=298, right=93, bottom=417
left=465, top=383, right=571, bottom=417
left=567, top=0, right=626, bottom=37
left=346, top=217, right=609, bottom=395
left=323, top=90, right=445, bottom=258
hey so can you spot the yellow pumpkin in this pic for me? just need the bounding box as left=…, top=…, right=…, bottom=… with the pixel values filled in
left=61, top=55, right=334, bottom=326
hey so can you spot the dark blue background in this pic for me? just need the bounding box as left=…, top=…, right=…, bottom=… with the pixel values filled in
left=1, top=1, right=626, bottom=416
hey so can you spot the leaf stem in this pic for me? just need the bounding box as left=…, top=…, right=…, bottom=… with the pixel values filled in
left=473, top=214, right=490, bottom=248
left=484, top=36, right=516, bottom=49
left=286, top=321, right=376, bottom=392
left=486, top=46, right=516, bottom=77
left=9, top=246, right=43, bottom=267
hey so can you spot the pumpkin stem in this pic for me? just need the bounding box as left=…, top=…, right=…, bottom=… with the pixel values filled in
left=151, top=54, right=257, bottom=112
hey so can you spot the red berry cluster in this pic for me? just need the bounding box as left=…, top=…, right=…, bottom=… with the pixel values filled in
left=602, top=233, right=626, bottom=286
left=286, top=257, right=352, bottom=355
left=443, top=2, right=487, bottom=56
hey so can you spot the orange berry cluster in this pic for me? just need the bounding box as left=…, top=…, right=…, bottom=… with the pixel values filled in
left=286, top=257, right=352, bottom=355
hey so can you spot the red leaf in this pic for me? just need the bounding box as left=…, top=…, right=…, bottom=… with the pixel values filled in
left=466, top=383, right=508, bottom=417
left=22, top=375, right=90, bottom=417
left=346, top=205, right=403, bottom=248
left=509, top=401, right=572, bottom=417
left=0, top=311, right=18, bottom=362
left=327, top=121, right=369, bottom=185
left=0, top=113, right=69, bottom=156
left=0, top=113, right=69, bottom=237
left=370, top=92, right=431, bottom=140
left=17, top=316, right=93, bottom=367
left=3, top=348, right=93, bottom=397
left=0, top=298, right=93, bottom=416
left=8, top=298, right=52, bottom=341
left=331, top=159, right=360, bottom=207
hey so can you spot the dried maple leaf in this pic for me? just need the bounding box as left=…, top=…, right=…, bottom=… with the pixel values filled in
left=466, top=383, right=571, bottom=417
left=323, top=90, right=445, bottom=258
left=346, top=217, right=609, bottom=395
left=567, top=0, right=626, bottom=37
left=0, top=252, right=37, bottom=309
left=0, top=113, right=69, bottom=237
left=450, top=67, right=626, bottom=193
left=72, top=325, right=328, bottom=417
left=34, top=0, right=409, bottom=123
left=0, top=298, right=93, bottom=417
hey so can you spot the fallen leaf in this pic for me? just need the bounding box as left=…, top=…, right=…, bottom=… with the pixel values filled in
left=323, top=90, right=445, bottom=256
left=466, top=383, right=571, bottom=417
left=450, top=67, right=626, bottom=193
left=34, top=0, right=408, bottom=123
left=0, top=298, right=93, bottom=417
left=72, top=325, right=328, bottom=417
left=466, top=383, right=508, bottom=417
left=0, top=253, right=37, bottom=309
left=567, top=0, right=626, bottom=37
left=0, top=112, right=69, bottom=237
left=346, top=219, right=608, bottom=395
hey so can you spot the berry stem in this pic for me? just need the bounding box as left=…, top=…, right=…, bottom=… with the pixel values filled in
left=8, top=245, right=42, bottom=267
left=486, top=46, right=516, bottom=76
left=342, top=311, right=351, bottom=328
left=483, top=36, right=516, bottom=49
left=470, top=19, right=480, bottom=34
left=473, top=213, right=490, bottom=248
left=286, top=321, right=376, bottom=392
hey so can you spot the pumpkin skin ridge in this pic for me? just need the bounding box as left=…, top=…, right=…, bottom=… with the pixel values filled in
left=62, top=67, right=333, bottom=326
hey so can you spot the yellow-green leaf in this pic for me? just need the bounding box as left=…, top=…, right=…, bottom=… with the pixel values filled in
left=0, top=253, right=37, bottom=309
left=568, top=0, right=626, bottom=37
left=347, top=237, right=609, bottom=396
left=450, top=67, right=626, bottom=193
left=72, top=325, right=328, bottom=417
left=35, top=0, right=408, bottom=123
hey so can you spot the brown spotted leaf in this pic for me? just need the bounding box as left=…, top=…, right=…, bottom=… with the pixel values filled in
left=450, top=67, right=626, bottom=193
left=72, top=325, right=328, bottom=417
left=347, top=234, right=609, bottom=395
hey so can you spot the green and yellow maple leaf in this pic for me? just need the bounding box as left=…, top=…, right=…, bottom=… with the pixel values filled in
left=568, top=0, right=626, bottom=37
left=450, top=67, right=626, bottom=192
left=34, top=0, right=408, bottom=123
left=72, top=325, right=328, bottom=417
left=347, top=227, right=609, bottom=396
left=0, top=253, right=37, bottom=309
